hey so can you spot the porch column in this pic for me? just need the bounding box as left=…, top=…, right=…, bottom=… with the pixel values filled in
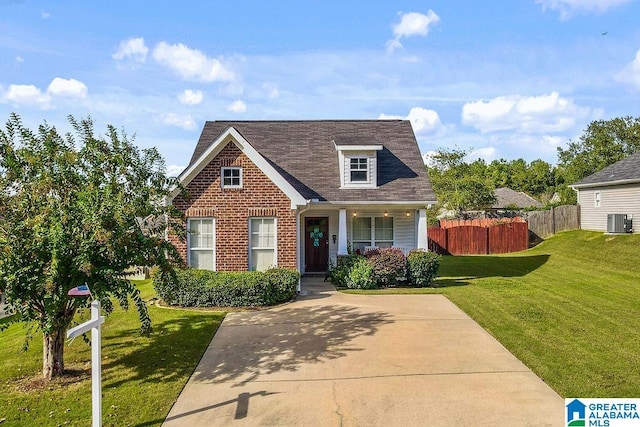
left=338, top=208, right=348, bottom=255
left=417, top=208, right=428, bottom=250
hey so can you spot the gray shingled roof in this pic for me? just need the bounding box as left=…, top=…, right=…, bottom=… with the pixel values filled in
left=189, top=120, right=436, bottom=203
left=492, top=187, right=542, bottom=209
left=572, top=152, right=640, bottom=188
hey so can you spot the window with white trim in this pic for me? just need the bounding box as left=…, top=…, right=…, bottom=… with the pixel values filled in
left=221, top=167, right=242, bottom=188
left=188, top=218, right=215, bottom=270
left=351, top=216, right=394, bottom=254
left=249, top=217, right=276, bottom=271
left=349, top=157, right=368, bottom=183
left=594, top=191, right=601, bottom=208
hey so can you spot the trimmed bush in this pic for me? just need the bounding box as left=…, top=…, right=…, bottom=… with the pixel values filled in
left=364, top=248, right=406, bottom=287
left=406, top=250, right=441, bottom=287
left=152, top=267, right=299, bottom=307
left=345, top=257, right=376, bottom=289
left=328, top=254, right=362, bottom=287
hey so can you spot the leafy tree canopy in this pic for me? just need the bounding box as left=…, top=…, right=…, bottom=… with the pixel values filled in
left=557, top=116, right=640, bottom=203
left=0, top=113, right=184, bottom=378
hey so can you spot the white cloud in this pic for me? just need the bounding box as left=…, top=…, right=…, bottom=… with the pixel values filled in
left=41, top=11, right=50, bottom=19
left=379, top=107, right=443, bottom=134
left=2, top=84, right=51, bottom=108
left=178, top=89, right=203, bottom=105
left=262, top=83, right=280, bottom=98
left=467, top=147, right=497, bottom=162
left=152, top=42, right=235, bottom=82
left=615, top=49, right=640, bottom=89
left=161, top=113, right=196, bottom=130
left=113, top=37, right=149, bottom=63
left=47, top=77, right=88, bottom=98
left=166, top=164, right=185, bottom=177
left=227, top=99, right=247, bottom=113
left=536, top=0, right=631, bottom=19
left=461, top=92, right=590, bottom=133
left=387, top=10, right=440, bottom=53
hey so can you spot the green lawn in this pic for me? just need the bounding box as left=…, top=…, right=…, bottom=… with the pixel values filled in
left=0, top=280, right=224, bottom=426
left=345, top=230, right=640, bottom=397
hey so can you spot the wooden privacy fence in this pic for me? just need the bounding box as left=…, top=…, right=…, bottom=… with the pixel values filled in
left=428, top=222, right=529, bottom=255
left=523, top=205, right=580, bottom=239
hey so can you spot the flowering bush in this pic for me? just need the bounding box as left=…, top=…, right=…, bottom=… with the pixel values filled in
left=345, top=257, right=376, bottom=289
left=364, top=248, right=406, bottom=287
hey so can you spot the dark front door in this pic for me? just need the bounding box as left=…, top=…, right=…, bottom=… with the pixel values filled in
left=305, top=217, right=329, bottom=272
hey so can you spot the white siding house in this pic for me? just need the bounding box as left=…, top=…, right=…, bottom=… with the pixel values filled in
left=572, top=152, right=640, bottom=234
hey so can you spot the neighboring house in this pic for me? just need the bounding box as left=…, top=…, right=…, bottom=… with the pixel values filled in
left=167, top=120, right=437, bottom=276
left=571, top=152, right=640, bottom=233
left=489, top=187, right=543, bottom=212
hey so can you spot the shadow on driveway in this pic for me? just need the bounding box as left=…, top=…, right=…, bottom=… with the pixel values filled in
left=191, top=304, right=394, bottom=387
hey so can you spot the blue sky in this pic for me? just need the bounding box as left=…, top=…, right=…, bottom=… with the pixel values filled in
left=1, top=0, right=640, bottom=175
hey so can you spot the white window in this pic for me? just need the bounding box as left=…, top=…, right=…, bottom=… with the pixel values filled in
left=249, top=218, right=276, bottom=271
left=221, top=167, right=242, bottom=188
left=351, top=216, right=394, bottom=254
left=594, top=191, right=601, bottom=208
left=349, top=157, right=369, bottom=183
left=188, top=218, right=215, bottom=270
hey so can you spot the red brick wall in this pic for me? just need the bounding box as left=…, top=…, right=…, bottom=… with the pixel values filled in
left=170, top=142, right=298, bottom=271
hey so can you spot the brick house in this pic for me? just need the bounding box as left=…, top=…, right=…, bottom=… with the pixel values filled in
left=167, top=120, right=437, bottom=277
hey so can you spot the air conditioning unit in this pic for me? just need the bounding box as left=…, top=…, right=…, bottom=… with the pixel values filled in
left=607, top=214, right=627, bottom=233
left=624, top=215, right=633, bottom=233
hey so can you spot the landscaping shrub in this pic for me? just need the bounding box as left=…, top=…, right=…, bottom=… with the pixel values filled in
left=151, top=267, right=299, bottom=307
left=328, top=254, right=362, bottom=287
left=364, top=247, right=406, bottom=287
left=406, top=250, right=441, bottom=287
left=345, top=257, right=376, bottom=289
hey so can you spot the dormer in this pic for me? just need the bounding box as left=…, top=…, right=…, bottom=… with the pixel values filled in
left=333, top=136, right=383, bottom=189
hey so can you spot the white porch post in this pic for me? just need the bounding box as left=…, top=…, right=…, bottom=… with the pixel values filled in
left=417, top=208, right=428, bottom=250
left=338, top=208, right=348, bottom=255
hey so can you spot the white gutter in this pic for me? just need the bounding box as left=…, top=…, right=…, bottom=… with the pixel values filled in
left=295, top=201, right=312, bottom=293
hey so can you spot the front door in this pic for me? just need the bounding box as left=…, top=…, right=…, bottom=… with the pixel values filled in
left=305, top=217, right=329, bottom=272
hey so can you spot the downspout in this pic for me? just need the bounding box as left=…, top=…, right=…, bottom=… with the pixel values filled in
left=296, top=201, right=313, bottom=293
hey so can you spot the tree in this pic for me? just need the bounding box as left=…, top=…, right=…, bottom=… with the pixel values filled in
left=426, top=148, right=496, bottom=214
left=557, top=116, right=640, bottom=203
left=0, top=114, right=184, bottom=379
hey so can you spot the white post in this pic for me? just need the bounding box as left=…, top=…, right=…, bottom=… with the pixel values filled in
left=417, top=208, right=428, bottom=250
left=91, top=301, right=102, bottom=427
left=67, top=300, right=105, bottom=427
left=338, top=209, right=348, bottom=255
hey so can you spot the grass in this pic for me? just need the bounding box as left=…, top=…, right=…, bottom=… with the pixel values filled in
left=0, top=280, right=225, bottom=426
left=343, top=230, right=640, bottom=397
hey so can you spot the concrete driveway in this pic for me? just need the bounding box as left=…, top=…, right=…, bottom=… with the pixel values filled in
left=163, top=277, right=563, bottom=426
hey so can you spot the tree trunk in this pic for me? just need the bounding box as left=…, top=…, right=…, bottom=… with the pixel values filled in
left=43, top=330, right=65, bottom=379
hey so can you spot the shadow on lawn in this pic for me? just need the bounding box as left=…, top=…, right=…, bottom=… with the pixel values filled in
left=437, top=254, right=550, bottom=286
left=100, top=311, right=223, bottom=389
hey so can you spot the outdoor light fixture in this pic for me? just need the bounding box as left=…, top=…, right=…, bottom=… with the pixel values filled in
left=384, top=210, right=388, bottom=217
left=353, top=211, right=357, bottom=217
left=406, top=211, right=411, bottom=217
left=332, top=234, right=337, bottom=244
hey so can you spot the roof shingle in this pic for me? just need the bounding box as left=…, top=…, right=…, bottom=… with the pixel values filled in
left=189, top=120, right=436, bottom=203
left=572, top=152, right=640, bottom=187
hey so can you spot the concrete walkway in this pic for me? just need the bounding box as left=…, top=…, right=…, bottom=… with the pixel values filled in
left=163, top=277, right=563, bottom=426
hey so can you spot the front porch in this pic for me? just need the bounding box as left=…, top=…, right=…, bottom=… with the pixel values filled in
left=299, top=206, right=428, bottom=275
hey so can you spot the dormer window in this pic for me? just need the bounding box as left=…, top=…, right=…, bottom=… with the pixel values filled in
left=350, top=158, right=369, bottom=183
left=221, top=167, right=242, bottom=188
left=334, top=137, right=383, bottom=189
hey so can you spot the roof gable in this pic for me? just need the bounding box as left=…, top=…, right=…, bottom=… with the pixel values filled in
left=187, top=120, right=436, bottom=204
left=572, top=152, right=640, bottom=188
left=171, top=126, right=306, bottom=208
